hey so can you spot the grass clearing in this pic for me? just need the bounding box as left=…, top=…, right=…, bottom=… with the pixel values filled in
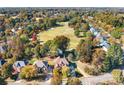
left=37, top=22, right=83, bottom=49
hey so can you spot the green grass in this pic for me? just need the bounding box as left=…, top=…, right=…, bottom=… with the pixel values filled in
left=37, top=22, right=83, bottom=49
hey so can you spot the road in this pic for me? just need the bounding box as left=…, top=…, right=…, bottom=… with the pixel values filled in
left=81, top=73, right=112, bottom=85
left=77, top=61, right=113, bottom=85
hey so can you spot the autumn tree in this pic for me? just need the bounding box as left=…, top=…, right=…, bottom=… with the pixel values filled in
left=76, top=38, right=93, bottom=63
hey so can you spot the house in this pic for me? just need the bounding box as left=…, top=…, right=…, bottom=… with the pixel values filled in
left=99, top=37, right=110, bottom=52
left=102, top=43, right=110, bottom=52
left=0, top=14, right=5, bottom=17
left=18, top=27, right=22, bottom=30
left=33, top=61, right=48, bottom=73
left=11, top=28, right=16, bottom=33
left=13, top=60, right=28, bottom=74
left=90, top=27, right=99, bottom=36
left=54, top=56, right=69, bottom=68
left=90, top=27, right=96, bottom=33
left=89, top=24, right=93, bottom=28
left=96, top=32, right=102, bottom=39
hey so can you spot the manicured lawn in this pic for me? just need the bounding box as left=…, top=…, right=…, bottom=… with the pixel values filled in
left=37, top=22, right=82, bottom=49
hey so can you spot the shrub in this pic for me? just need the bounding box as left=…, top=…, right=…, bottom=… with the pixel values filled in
left=52, top=68, right=60, bottom=77
left=51, top=68, right=62, bottom=85
left=111, top=30, right=122, bottom=39
left=112, top=69, right=124, bottom=83
left=62, top=66, right=70, bottom=78
left=1, top=62, right=13, bottom=78
left=67, top=77, right=82, bottom=85
left=19, top=65, right=37, bottom=80
left=74, top=30, right=80, bottom=37
left=51, top=75, right=62, bottom=85
left=20, top=34, right=29, bottom=44
left=84, top=66, right=99, bottom=76
left=0, top=76, right=6, bottom=85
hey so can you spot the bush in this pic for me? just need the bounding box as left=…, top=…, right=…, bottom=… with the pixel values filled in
left=19, top=65, right=37, bottom=80
left=84, top=66, right=99, bottom=76
left=20, top=34, right=29, bottom=44
left=1, top=62, right=13, bottom=78
left=51, top=75, right=62, bottom=85
left=0, top=76, right=6, bottom=85
left=52, top=68, right=60, bottom=77
left=111, top=30, right=122, bottom=39
left=66, top=77, right=82, bottom=85
left=62, top=66, right=70, bottom=78
left=112, top=69, right=124, bottom=83
left=74, top=30, right=80, bottom=37
left=51, top=68, right=62, bottom=85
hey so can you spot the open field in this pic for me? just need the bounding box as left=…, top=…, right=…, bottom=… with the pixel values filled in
left=37, top=22, right=82, bottom=49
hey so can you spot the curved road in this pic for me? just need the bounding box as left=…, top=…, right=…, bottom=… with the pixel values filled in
left=77, top=61, right=113, bottom=85
left=81, top=73, right=113, bottom=85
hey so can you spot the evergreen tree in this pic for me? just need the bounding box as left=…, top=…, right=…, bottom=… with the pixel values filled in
left=107, top=44, right=123, bottom=68
left=102, top=44, right=123, bottom=72
left=102, top=56, right=112, bottom=72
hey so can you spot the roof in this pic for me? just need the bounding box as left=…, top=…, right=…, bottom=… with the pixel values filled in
left=13, top=61, right=27, bottom=68
left=54, top=57, right=69, bottom=68
left=0, top=59, right=6, bottom=68
left=0, top=46, right=5, bottom=53
left=33, top=61, right=46, bottom=68
left=90, top=27, right=96, bottom=33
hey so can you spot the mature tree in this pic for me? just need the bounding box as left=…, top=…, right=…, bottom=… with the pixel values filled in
left=53, top=36, right=70, bottom=51
left=76, top=39, right=93, bottom=63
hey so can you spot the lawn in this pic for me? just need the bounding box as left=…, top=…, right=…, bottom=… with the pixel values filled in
left=37, top=22, right=82, bottom=49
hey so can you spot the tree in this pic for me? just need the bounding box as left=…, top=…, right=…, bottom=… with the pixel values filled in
left=76, top=39, right=93, bottom=63
left=101, top=56, right=112, bottom=72
left=82, top=23, right=90, bottom=31
left=111, top=30, right=122, bottom=39
left=107, top=44, right=123, bottom=68
left=48, top=36, right=70, bottom=57
left=53, top=36, right=70, bottom=51
left=20, top=34, right=29, bottom=44
left=101, top=44, right=123, bottom=72
left=1, top=62, right=13, bottom=79
left=10, top=37, right=25, bottom=60
left=34, top=45, right=41, bottom=59
left=24, top=47, right=32, bottom=58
